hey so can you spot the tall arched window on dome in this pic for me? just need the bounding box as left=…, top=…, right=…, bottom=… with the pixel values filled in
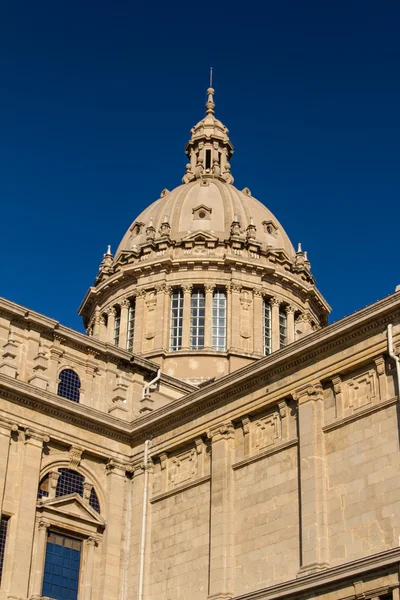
left=170, top=289, right=183, bottom=351
left=263, top=300, right=272, bottom=355
left=126, top=299, right=135, bottom=352
left=212, top=289, right=226, bottom=351
left=190, top=288, right=205, bottom=350
left=279, top=307, right=287, bottom=348
left=57, top=369, right=80, bottom=403
left=113, top=306, right=121, bottom=346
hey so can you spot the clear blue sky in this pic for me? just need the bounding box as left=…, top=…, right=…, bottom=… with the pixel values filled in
left=1, top=1, right=399, bottom=332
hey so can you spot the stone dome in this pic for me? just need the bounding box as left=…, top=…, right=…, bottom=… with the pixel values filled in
left=80, top=85, right=330, bottom=384
left=115, top=180, right=295, bottom=260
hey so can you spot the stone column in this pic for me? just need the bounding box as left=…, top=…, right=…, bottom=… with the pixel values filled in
left=270, top=297, right=281, bottom=352
left=119, top=300, right=130, bottom=350
left=208, top=422, right=235, bottom=599
left=107, top=307, right=116, bottom=344
left=154, top=285, right=166, bottom=351
left=82, top=536, right=97, bottom=600
left=92, top=310, right=101, bottom=338
left=252, top=289, right=263, bottom=355
left=133, top=291, right=145, bottom=354
left=181, top=284, right=193, bottom=350
left=8, top=430, right=48, bottom=599
left=286, top=305, right=295, bottom=344
left=30, top=518, right=50, bottom=600
left=230, top=285, right=241, bottom=351
left=0, top=421, right=16, bottom=515
left=205, top=284, right=215, bottom=350
left=294, top=383, right=329, bottom=575
left=99, top=314, right=108, bottom=343
left=99, top=460, right=126, bottom=600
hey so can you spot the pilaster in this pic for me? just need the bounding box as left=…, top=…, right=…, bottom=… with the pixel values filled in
left=207, top=422, right=235, bottom=599
left=133, top=291, right=145, bottom=354
left=205, top=283, right=216, bottom=350
left=286, top=305, right=295, bottom=344
left=82, top=536, right=98, bottom=600
left=8, top=430, right=49, bottom=599
left=252, top=289, right=263, bottom=355
left=107, top=307, right=116, bottom=344
left=0, top=421, right=17, bottom=516
left=230, top=285, right=241, bottom=351
left=29, top=518, right=50, bottom=599
left=154, top=285, right=167, bottom=351
left=181, top=284, right=193, bottom=350
left=99, top=460, right=127, bottom=600
left=294, top=383, right=329, bottom=575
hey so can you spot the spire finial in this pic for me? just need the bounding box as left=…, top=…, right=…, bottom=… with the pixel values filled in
left=205, top=78, right=215, bottom=116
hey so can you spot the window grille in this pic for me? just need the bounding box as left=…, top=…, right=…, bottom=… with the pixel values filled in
left=263, top=300, right=272, bottom=355
left=170, top=289, right=183, bottom=351
left=57, top=369, right=80, bottom=403
left=190, top=289, right=205, bottom=350
left=0, top=516, right=9, bottom=583
left=42, top=532, right=81, bottom=600
left=56, top=469, right=84, bottom=498
left=212, top=290, right=226, bottom=351
left=114, top=307, right=121, bottom=346
left=126, top=300, right=135, bottom=352
left=279, top=307, right=287, bottom=348
left=89, top=488, right=101, bottom=513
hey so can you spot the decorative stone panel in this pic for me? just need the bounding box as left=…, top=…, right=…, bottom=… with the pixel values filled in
left=154, top=437, right=209, bottom=494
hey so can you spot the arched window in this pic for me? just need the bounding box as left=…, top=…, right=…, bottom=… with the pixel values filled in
left=38, top=468, right=101, bottom=513
left=57, top=369, right=80, bottom=403
left=56, top=468, right=84, bottom=498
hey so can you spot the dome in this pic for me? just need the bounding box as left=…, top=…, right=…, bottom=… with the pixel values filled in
left=116, top=180, right=295, bottom=260
left=80, top=85, right=330, bottom=384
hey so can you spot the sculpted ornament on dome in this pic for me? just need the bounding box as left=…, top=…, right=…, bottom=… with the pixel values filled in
left=194, top=158, right=204, bottom=179
left=220, top=162, right=234, bottom=184
left=182, top=164, right=195, bottom=184
left=212, top=159, right=221, bottom=178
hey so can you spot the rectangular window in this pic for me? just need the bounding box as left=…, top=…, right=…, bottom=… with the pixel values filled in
left=42, top=532, right=82, bottom=600
left=170, top=289, right=183, bottom=351
left=263, top=300, right=272, bottom=355
left=279, top=308, right=287, bottom=348
left=212, top=290, right=226, bottom=351
left=113, top=307, right=121, bottom=346
left=190, top=289, right=205, bottom=350
left=0, top=516, right=9, bottom=583
left=126, top=300, right=135, bottom=352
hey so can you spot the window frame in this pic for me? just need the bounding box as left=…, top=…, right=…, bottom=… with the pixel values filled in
left=212, top=289, right=227, bottom=351
left=263, top=299, right=272, bottom=355
left=190, top=288, right=205, bottom=350
left=169, top=288, right=184, bottom=351
left=126, top=300, right=135, bottom=352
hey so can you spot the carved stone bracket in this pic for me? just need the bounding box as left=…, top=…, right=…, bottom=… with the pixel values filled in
left=208, top=422, right=235, bottom=442
left=292, top=382, right=323, bottom=404
left=69, top=446, right=83, bottom=469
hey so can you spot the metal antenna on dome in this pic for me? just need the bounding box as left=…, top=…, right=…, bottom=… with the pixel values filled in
left=209, top=67, right=213, bottom=88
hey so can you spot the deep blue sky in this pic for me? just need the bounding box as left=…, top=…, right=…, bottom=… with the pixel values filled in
left=1, top=1, right=399, bottom=332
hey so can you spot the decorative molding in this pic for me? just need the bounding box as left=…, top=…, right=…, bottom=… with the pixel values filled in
left=150, top=474, right=210, bottom=504
left=69, top=446, right=83, bottom=468
left=323, top=396, right=397, bottom=433
left=232, top=438, right=298, bottom=470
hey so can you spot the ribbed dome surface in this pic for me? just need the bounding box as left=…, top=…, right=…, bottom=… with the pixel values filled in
left=116, top=179, right=295, bottom=258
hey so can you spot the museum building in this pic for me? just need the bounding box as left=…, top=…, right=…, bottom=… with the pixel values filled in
left=0, top=86, right=400, bottom=600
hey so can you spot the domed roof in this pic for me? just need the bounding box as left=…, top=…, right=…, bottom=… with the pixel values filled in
left=115, top=179, right=296, bottom=259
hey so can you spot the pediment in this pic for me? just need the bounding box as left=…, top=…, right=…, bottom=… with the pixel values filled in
left=181, top=230, right=219, bottom=243
left=37, top=493, right=105, bottom=528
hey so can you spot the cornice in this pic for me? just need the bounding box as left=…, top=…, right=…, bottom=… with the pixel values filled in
left=232, top=439, right=298, bottom=471
left=150, top=475, right=210, bottom=504
left=231, top=547, right=400, bottom=600
left=323, top=396, right=398, bottom=433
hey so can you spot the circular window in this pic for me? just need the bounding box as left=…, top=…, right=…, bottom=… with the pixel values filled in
left=198, top=211, right=206, bottom=219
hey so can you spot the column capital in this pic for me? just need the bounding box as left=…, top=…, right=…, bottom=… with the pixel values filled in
left=293, top=382, right=323, bottom=403
left=105, top=458, right=130, bottom=477
left=204, top=283, right=216, bottom=293
left=24, top=428, right=50, bottom=445
left=136, top=288, right=147, bottom=298
left=155, top=283, right=167, bottom=294
left=253, top=287, right=263, bottom=297
left=208, top=421, right=235, bottom=442
left=0, top=418, right=18, bottom=437
left=230, top=283, right=242, bottom=293
left=86, top=535, right=100, bottom=547
left=36, top=517, right=51, bottom=531
left=285, top=304, right=295, bottom=314
left=269, top=296, right=281, bottom=307
left=182, top=284, right=193, bottom=294
left=120, top=298, right=131, bottom=309
left=106, top=306, right=116, bottom=317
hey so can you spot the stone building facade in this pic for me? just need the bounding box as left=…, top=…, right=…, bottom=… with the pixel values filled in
left=0, top=87, right=400, bottom=600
